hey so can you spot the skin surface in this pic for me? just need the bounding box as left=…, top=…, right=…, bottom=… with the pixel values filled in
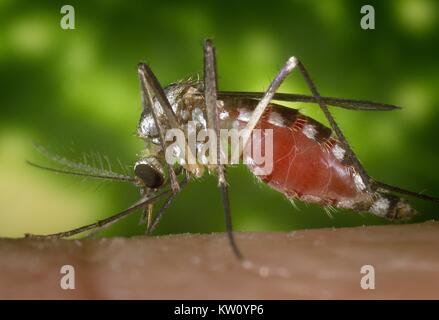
left=0, top=221, right=438, bottom=299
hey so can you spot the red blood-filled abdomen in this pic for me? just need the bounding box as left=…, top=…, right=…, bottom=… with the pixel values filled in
left=224, top=101, right=365, bottom=206
left=254, top=119, right=360, bottom=203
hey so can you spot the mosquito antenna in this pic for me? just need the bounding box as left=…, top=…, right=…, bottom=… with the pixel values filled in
left=373, top=180, right=439, bottom=204
left=31, top=143, right=135, bottom=183
left=26, top=160, right=136, bottom=183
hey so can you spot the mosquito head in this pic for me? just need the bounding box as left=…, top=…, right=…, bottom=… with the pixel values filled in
left=134, top=157, right=165, bottom=189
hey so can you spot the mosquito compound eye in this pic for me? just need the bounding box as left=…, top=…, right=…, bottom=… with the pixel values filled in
left=134, top=158, right=164, bottom=189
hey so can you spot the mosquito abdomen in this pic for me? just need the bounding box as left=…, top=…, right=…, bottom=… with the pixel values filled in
left=221, top=98, right=417, bottom=220
left=367, top=192, right=417, bottom=219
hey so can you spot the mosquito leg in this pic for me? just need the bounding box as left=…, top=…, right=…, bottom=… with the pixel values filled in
left=138, top=64, right=180, bottom=194
left=137, top=63, right=180, bottom=129
left=231, top=55, right=372, bottom=193
left=277, top=60, right=439, bottom=201
left=373, top=180, right=439, bottom=203
left=236, top=57, right=298, bottom=159
left=204, top=39, right=243, bottom=260
left=25, top=191, right=170, bottom=239
left=260, top=59, right=439, bottom=199
left=287, top=60, right=372, bottom=191
left=89, top=197, right=153, bottom=239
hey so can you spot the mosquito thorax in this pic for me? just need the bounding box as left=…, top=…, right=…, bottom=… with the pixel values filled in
left=137, top=79, right=204, bottom=145
left=134, top=157, right=165, bottom=188
left=136, top=79, right=213, bottom=178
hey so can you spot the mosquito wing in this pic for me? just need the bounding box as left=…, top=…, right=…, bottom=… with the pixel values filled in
left=217, top=91, right=401, bottom=111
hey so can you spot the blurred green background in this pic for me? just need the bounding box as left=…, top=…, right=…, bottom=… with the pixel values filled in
left=1, top=0, right=438, bottom=238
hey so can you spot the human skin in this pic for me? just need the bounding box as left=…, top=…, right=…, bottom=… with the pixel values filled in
left=0, top=221, right=438, bottom=299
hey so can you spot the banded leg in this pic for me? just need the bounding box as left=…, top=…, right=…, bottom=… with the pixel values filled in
left=236, top=57, right=298, bottom=159
left=239, top=56, right=439, bottom=202
left=373, top=180, right=439, bottom=204
left=293, top=60, right=372, bottom=191
left=236, top=56, right=370, bottom=192
left=204, top=39, right=243, bottom=260
left=294, top=60, right=439, bottom=201
left=25, top=190, right=170, bottom=239
left=138, top=63, right=180, bottom=194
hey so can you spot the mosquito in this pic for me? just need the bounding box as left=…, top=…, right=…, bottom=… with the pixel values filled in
left=27, top=39, right=439, bottom=261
